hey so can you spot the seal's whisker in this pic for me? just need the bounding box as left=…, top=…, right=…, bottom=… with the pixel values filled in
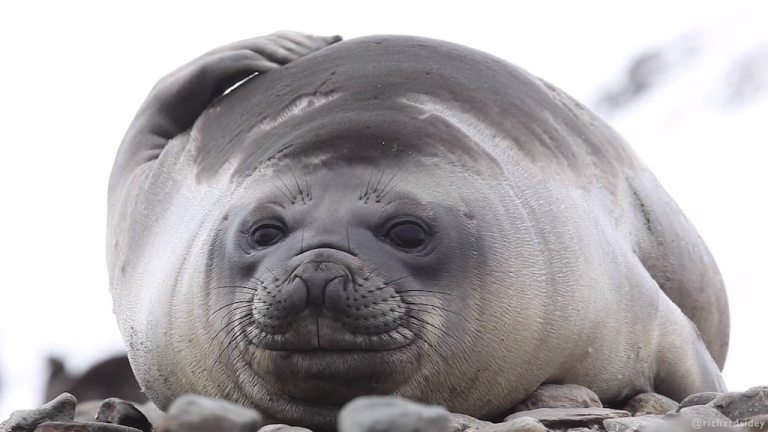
left=382, top=298, right=464, bottom=319
left=361, top=266, right=380, bottom=281
left=397, top=289, right=455, bottom=297
left=398, top=317, right=443, bottom=353
left=376, top=170, right=398, bottom=199
left=214, top=307, right=256, bottom=336
left=266, top=267, right=281, bottom=281
left=372, top=167, right=386, bottom=193
left=217, top=313, right=256, bottom=361
left=271, top=181, right=294, bottom=203
left=214, top=285, right=262, bottom=291
left=214, top=312, right=252, bottom=355
left=403, top=311, right=448, bottom=337
left=288, top=164, right=304, bottom=204
left=383, top=274, right=414, bottom=285
left=276, top=173, right=296, bottom=204
left=210, top=300, right=255, bottom=317
left=376, top=169, right=404, bottom=201
left=365, top=166, right=375, bottom=198
left=346, top=223, right=352, bottom=255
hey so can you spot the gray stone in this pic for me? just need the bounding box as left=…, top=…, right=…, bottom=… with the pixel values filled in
left=338, top=396, right=449, bottom=432
left=158, top=394, right=263, bottom=432
left=670, top=405, right=734, bottom=430
left=96, top=399, right=152, bottom=432
left=479, top=416, right=548, bottom=432
left=603, top=415, right=663, bottom=432
left=504, top=407, right=630, bottom=429
left=445, top=413, right=492, bottom=432
left=678, top=392, right=723, bottom=410
left=73, top=401, right=101, bottom=422
left=257, top=425, right=313, bottom=432
left=1, top=393, right=77, bottom=432
left=740, top=414, right=768, bottom=431
left=511, top=384, right=602, bottom=412
left=707, top=386, right=768, bottom=421
left=133, top=402, right=166, bottom=429
left=623, top=393, right=679, bottom=416
left=33, top=422, right=142, bottom=432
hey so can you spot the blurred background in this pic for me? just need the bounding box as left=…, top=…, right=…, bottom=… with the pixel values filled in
left=0, top=0, right=766, bottom=418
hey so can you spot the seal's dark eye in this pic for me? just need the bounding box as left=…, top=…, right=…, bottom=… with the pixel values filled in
left=386, top=221, right=428, bottom=250
left=248, top=223, right=285, bottom=248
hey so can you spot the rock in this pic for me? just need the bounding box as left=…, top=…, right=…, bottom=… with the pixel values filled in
left=480, top=417, right=548, bottom=432
left=134, top=401, right=166, bottom=427
left=45, top=356, right=146, bottom=405
left=707, top=386, right=768, bottom=421
left=338, top=396, right=449, bottom=432
left=740, top=415, right=768, bottom=431
left=96, top=399, right=152, bottom=432
left=445, top=413, right=493, bottom=431
left=33, top=422, right=141, bottom=432
left=603, top=415, right=663, bottom=432
left=505, top=407, right=630, bottom=429
left=623, top=393, right=678, bottom=416
left=157, top=394, right=264, bottom=432
left=257, top=425, right=313, bottom=432
left=74, top=401, right=101, bottom=422
left=678, top=392, right=723, bottom=410
left=1, top=393, right=77, bottom=432
left=511, top=384, right=602, bottom=412
left=672, top=405, right=733, bottom=430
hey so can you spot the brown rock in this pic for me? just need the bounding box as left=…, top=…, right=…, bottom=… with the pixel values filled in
left=740, top=414, right=768, bottom=431
left=480, top=416, right=548, bottom=432
left=707, top=386, right=768, bottom=421
left=445, top=412, right=493, bottom=431
left=671, top=405, right=734, bottom=430
left=96, top=398, right=152, bottom=432
left=505, top=407, right=630, bottom=429
left=623, top=393, right=679, bottom=416
left=74, top=401, right=101, bottom=422
left=603, top=415, right=663, bottom=432
left=679, top=392, right=723, bottom=410
left=338, top=396, right=449, bottom=432
left=1, top=393, right=77, bottom=432
left=511, top=384, right=602, bottom=412
left=134, top=402, right=166, bottom=429
left=33, top=422, right=141, bottom=432
left=157, top=394, right=263, bottom=432
left=257, top=425, right=313, bottom=432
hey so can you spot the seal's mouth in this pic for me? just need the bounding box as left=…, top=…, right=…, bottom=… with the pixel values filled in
left=253, top=314, right=416, bottom=352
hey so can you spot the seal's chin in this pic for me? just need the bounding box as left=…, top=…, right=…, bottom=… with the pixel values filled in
left=254, top=315, right=415, bottom=351
left=255, top=340, right=421, bottom=406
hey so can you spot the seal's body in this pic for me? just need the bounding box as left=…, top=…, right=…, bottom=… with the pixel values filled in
left=107, top=33, right=728, bottom=429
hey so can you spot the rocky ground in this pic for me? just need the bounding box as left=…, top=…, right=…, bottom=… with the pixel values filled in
left=2, top=384, right=768, bottom=432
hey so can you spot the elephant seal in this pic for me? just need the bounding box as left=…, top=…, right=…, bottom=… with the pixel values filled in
left=107, top=32, right=729, bottom=430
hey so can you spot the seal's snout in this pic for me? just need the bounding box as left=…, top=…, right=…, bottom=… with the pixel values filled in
left=287, top=261, right=350, bottom=314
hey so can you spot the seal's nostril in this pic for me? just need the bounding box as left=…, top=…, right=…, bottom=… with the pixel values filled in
left=289, top=261, right=350, bottom=312
left=284, top=277, right=308, bottom=314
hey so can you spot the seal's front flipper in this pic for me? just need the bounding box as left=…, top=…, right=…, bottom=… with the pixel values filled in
left=109, top=32, right=341, bottom=190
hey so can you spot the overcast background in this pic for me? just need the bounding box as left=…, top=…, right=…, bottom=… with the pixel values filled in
left=1, top=0, right=766, bottom=418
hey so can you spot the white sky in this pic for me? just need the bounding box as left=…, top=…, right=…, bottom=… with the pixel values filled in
left=0, top=0, right=766, bottom=418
